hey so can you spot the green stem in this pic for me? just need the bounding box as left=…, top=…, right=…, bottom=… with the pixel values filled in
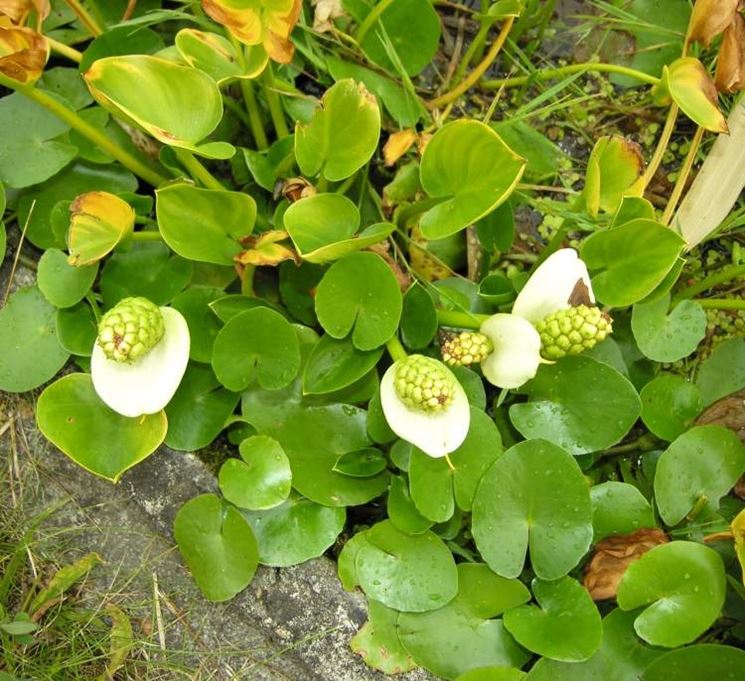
left=172, top=148, right=225, bottom=190
left=86, top=293, right=102, bottom=323
left=481, top=62, right=661, bottom=90
left=662, top=125, right=704, bottom=225
left=262, top=63, right=290, bottom=140
left=642, top=103, right=679, bottom=189
left=437, top=309, right=489, bottom=329
left=130, top=231, right=163, bottom=242
left=0, top=77, right=168, bottom=188
left=242, top=265, right=256, bottom=297
left=228, top=35, right=269, bottom=150
left=385, top=334, right=408, bottom=362
left=335, top=172, right=358, bottom=196
left=693, top=298, right=745, bottom=310
left=63, top=0, right=103, bottom=36
left=673, top=264, right=745, bottom=300
left=355, top=0, right=396, bottom=44
left=47, top=37, right=83, bottom=63
left=452, top=19, right=494, bottom=85
left=686, top=494, right=709, bottom=522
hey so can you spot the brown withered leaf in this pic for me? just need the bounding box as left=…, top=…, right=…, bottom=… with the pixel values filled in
left=383, top=129, right=417, bottom=166
left=568, top=278, right=593, bottom=306
left=0, top=23, right=47, bottom=83
left=0, top=0, right=49, bottom=25
left=311, top=0, right=344, bottom=33
left=584, top=528, right=669, bottom=601
left=235, top=229, right=299, bottom=267
left=688, top=0, right=741, bottom=47
left=715, top=14, right=745, bottom=92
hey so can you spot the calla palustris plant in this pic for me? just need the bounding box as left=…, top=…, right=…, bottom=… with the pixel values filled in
left=1, top=1, right=744, bottom=678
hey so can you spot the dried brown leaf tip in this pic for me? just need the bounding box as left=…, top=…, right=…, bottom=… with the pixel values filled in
left=0, top=0, right=49, bottom=26
left=0, top=22, right=47, bottom=83
left=688, top=0, right=741, bottom=46
left=584, top=528, right=669, bottom=601
left=383, top=129, right=417, bottom=167
left=202, top=0, right=301, bottom=64
left=715, top=13, right=745, bottom=93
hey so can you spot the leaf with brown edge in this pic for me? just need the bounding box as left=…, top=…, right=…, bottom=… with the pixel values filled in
left=0, top=23, right=47, bottom=83
left=688, top=0, right=740, bottom=47
left=658, top=57, right=729, bottom=133
left=235, top=229, right=298, bottom=267
left=584, top=136, right=645, bottom=216
left=715, top=14, right=745, bottom=93
left=583, top=528, right=668, bottom=601
left=68, top=191, right=135, bottom=266
left=0, top=0, right=49, bottom=25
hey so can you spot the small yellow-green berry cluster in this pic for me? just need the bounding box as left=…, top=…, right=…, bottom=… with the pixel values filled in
left=535, top=305, right=612, bottom=360
left=394, top=355, right=456, bottom=413
left=440, top=330, right=493, bottom=367
left=97, top=296, right=165, bottom=363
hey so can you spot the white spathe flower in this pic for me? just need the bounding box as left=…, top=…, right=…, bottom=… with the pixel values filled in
left=479, top=248, right=595, bottom=389
left=91, top=305, right=190, bottom=418
left=380, top=354, right=470, bottom=458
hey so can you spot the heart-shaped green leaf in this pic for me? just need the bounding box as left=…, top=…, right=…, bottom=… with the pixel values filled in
left=400, top=283, right=438, bottom=350
left=56, top=302, right=97, bottom=356
left=315, top=251, right=402, bottom=350
left=156, top=183, right=256, bottom=265
left=302, top=334, right=383, bottom=395
left=37, top=248, right=98, bottom=309
left=503, top=577, right=602, bottom=661
left=617, top=541, right=726, bottom=647
left=641, top=644, right=745, bottom=681
left=472, top=439, right=593, bottom=579
left=581, top=219, right=685, bottom=307
left=0, top=286, right=70, bottom=392
left=510, top=356, right=640, bottom=456
left=654, top=425, right=745, bottom=525
left=219, top=435, right=292, bottom=510
left=631, top=295, right=706, bottom=362
left=640, top=374, right=702, bottom=441
left=295, top=79, right=380, bottom=181
left=36, top=374, right=167, bottom=482
left=164, top=364, right=240, bottom=451
left=242, top=493, right=345, bottom=567
left=526, top=607, right=665, bottom=681
left=212, top=307, right=301, bottom=391
left=590, top=481, right=656, bottom=541
left=173, top=494, right=259, bottom=601
left=334, top=448, right=387, bottom=477
left=695, top=337, right=745, bottom=406
left=419, top=120, right=525, bottom=239
left=397, top=563, right=531, bottom=679
left=388, top=475, right=433, bottom=534
left=342, top=519, right=458, bottom=612
left=84, top=55, right=234, bottom=158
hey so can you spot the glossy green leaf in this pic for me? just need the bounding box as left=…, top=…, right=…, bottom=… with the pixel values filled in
left=590, top=482, right=656, bottom=541
left=472, top=439, right=593, bottom=580
left=84, top=55, right=234, bottom=158
left=0, top=286, right=69, bottom=392
left=56, top=302, right=97, bottom=356
left=398, top=564, right=531, bottom=680
left=37, top=248, right=98, bottom=309
left=36, top=374, right=167, bottom=482
left=493, top=120, right=563, bottom=180
left=641, top=644, right=745, bottom=681
left=387, top=474, right=433, bottom=534
left=654, top=425, right=745, bottom=525
left=0, top=92, right=76, bottom=189
left=173, top=494, right=259, bottom=601
left=156, top=183, right=256, bottom=265
left=295, top=79, right=380, bottom=181
left=334, top=448, right=387, bottom=477
left=303, top=334, right=383, bottom=395
left=631, top=295, right=706, bottom=362
left=456, top=669, right=526, bottom=681
left=345, top=519, right=458, bottom=612
left=170, top=287, right=225, bottom=363
left=175, top=28, right=267, bottom=83
left=640, top=374, right=702, bottom=441
left=242, top=493, right=345, bottom=567
left=212, top=307, right=301, bottom=391
left=510, top=356, right=640, bottom=456
left=400, top=283, right=438, bottom=349
left=526, top=608, right=665, bottom=681
left=695, top=338, right=745, bottom=406
left=419, top=120, right=525, bottom=240
left=409, top=449, right=455, bottom=523
left=79, top=24, right=165, bottom=72
left=164, top=364, right=240, bottom=451
left=279, top=261, right=324, bottom=325
left=617, top=541, right=726, bottom=647
left=315, top=252, right=402, bottom=350
left=504, top=577, right=601, bottom=662
left=580, top=219, right=685, bottom=307
left=351, top=599, right=417, bottom=675
left=219, top=435, right=291, bottom=510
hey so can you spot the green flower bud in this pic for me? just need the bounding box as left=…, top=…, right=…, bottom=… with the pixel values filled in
left=97, top=297, right=165, bottom=363
left=394, top=355, right=456, bottom=413
left=535, top=305, right=612, bottom=360
left=440, top=330, right=494, bottom=367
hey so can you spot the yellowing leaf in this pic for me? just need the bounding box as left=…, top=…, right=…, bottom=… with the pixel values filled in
left=733, top=507, right=745, bottom=585
left=687, top=0, right=740, bottom=47
left=235, top=229, right=298, bottom=266
left=0, top=0, right=49, bottom=25
left=584, top=135, right=645, bottom=217
left=29, top=552, right=102, bottom=617
left=0, top=23, right=47, bottom=83
left=715, top=15, right=745, bottom=93
left=383, top=129, right=417, bottom=166
left=658, top=57, right=729, bottom=133
left=68, top=191, right=135, bottom=266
